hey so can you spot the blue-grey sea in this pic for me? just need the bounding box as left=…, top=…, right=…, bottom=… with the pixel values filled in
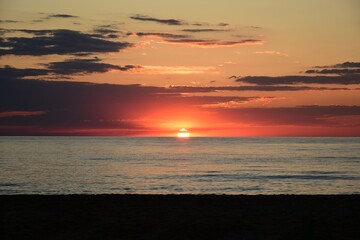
left=0, top=137, right=359, bottom=194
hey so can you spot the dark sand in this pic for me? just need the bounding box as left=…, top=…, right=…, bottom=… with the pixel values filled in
left=1, top=195, right=359, bottom=240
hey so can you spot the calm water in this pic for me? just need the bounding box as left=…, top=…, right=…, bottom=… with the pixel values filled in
left=0, top=137, right=359, bottom=194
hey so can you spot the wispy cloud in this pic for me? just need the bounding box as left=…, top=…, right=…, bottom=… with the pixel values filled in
left=305, top=61, right=360, bottom=75
left=133, top=32, right=189, bottom=39
left=162, top=39, right=263, bottom=48
left=255, top=50, right=289, bottom=57
left=314, top=62, right=360, bottom=69
left=46, top=14, right=79, bottom=19
left=130, top=14, right=185, bottom=25
left=235, top=75, right=360, bottom=85
left=45, top=58, right=141, bottom=75
left=182, top=28, right=230, bottom=33
left=305, top=68, right=360, bottom=75
left=141, top=66, right=216, bottom=74
left=202, top=97, right=286, bottom=108
left=0, top=58, right=140, bottom=79
left=0, top=111, right=46, bottom=118
left=0, top=20, right=20, bottom=23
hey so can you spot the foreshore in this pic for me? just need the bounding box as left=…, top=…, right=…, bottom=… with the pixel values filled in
left=1, top=194, right=359, bottom=239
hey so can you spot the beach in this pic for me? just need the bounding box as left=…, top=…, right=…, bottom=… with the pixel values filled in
left=1, top=194, right=359, bottom=239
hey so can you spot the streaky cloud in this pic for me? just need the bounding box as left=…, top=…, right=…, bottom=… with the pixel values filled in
left=305, top=61, right=360, bottom=75
left=130, top=14, right=185, bottom=25
left=0, top=20, right=19, bottom=23
left=0, top=59, right=140, bottom=79
left=134, top=32, right=189, bottom=39
left=169, top=85, right=350, bottom=92
left=236, top=75, right=360, bottom=85
left=163, top=38, right=263, bottom=47
left=47, top=14, right=79, bottom=19
left=314, top=62, right=360, bottom=69
left=182, top=28, right=230, bottom=32
left=45, top=58, right=141, bottom=75
left=305, top=68, right=360, bottom=75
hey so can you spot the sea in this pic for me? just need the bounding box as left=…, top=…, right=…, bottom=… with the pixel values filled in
left=0, top=137, right=359, bottom=195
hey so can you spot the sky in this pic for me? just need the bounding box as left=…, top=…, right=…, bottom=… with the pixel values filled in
left=0, top=0, right=360, bottom=136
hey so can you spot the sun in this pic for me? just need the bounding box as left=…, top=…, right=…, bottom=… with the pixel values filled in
left=177, top=128, right=190, bottom=138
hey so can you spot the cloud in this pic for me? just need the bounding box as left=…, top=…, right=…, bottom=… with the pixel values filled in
left=0, top=59, right=140, bottom=79
left=45, top=58, right=140, bottom=75
left=217, top=105, right=360, bottom=128
left=134, top=32, right=189, bottom=39
left=0, top=111, right=46, bottom=118
left=182, top=28, right=229, bottom=32
left=314, top=62, right=360, bottom=69
left=202, top=97, right=286, bottom=108
left=0, top=20, right=19, bottom=23
left=0, top=29, right=132, bottom=56
left=305, top=61, right=360, bottom=75
left=169, top=85, right=350, bottom=92
left=46, top=14, right=79, bottom=19
left=255, top=50, right=289, bottom=57
left=133, top=32, right=259, bottom=48
left=0, top=64, right=353, bottom=91
left=141, top=65, right=215, bottom=74
left=235, top=75, right=360, bottom=85
left=130, top=14, right=185, bottom=25
left=1, top=78, right=359, bottom=135
left=162, top=38, right=263, bottom=47
left=305, top=68, right=360, bottom=75
left=0, top=78, right=247, bottom=134
left=218, top=23, right=229, bottom=27
left=0, top=65, right=49, bottom=79
left=93, top=28, right=119, bottom=35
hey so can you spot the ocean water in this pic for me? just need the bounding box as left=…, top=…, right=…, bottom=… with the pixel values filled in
left=0, top=137, right=359, bottom=195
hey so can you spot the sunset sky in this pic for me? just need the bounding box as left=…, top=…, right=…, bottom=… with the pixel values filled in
left=1, top=0, right=359, bottom=136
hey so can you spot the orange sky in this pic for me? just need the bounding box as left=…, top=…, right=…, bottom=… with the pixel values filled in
left=0, top=0, right=359, bottom=136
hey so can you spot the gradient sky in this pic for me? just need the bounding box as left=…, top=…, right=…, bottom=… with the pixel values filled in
left=1, top=0, right=359, bottom=136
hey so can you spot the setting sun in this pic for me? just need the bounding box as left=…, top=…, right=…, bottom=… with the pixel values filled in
left=177, top=128, right=190, bottom=138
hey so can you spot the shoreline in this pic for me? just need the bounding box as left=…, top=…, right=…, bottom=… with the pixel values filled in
left=1, top=194, right=359, bottom=239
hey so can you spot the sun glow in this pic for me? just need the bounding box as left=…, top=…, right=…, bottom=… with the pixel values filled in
left=177, top=128, right=190, bottom=138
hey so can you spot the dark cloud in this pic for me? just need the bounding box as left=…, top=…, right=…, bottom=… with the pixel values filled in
left=183, top=28, right=228, bottom=33
left=90, top=26, right=122, bottom=39
left=93, top=28, right=119, bottom=34
left=314, top=62, right=360, bottom=69
left=182, top=28, right=229, bottom=33
left=0, top=20, right=19, bottom=23
left=31, top=19, right=44, bottom=23
left=305, top=68, right=360, bottom=75
left=45, top=58, right=140, bottom=75
left=236, top=75, right=360, bottom=85
left=0, top=78, right=246, bottom=134
left=218, top=23, right=229, bottom=27
left=0, top=58, right=140, bottom=79
left=169, top=85, right=349, bottom=92
left=1, top=77, right=359, bottom=135
left=0, top=63, right=353, bottom=91
left=130, top=14, right=185, bottom=25
left=0, top=29, right=132, bottom=56
left=304, top=61, right=360, bottom=75
left=218, top=105, right=360, bottom=128
left=135, top=32, right=189, bottom=39
left=0, top=79, right=166, bottom=133
left=0, top=66, right=49, bottom=79
left=47, top=14, right=79, bottom=19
